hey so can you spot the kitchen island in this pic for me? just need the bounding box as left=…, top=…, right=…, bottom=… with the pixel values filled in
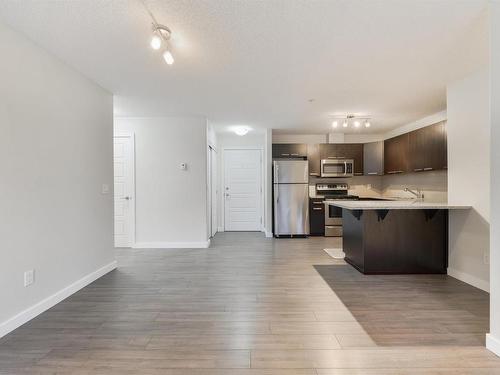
left=326, top=200, right=470, bottom=274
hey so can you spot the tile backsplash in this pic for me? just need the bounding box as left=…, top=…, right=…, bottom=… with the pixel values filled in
left=309, top=170, right=447, bottom=202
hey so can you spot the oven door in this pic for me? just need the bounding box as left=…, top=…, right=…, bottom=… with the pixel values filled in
left=325, top=203, right=343, bottom=226
left=321, top=159, right=353, bottom=177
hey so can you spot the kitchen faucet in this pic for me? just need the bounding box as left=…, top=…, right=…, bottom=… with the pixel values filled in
left=404, top=187, right=424, bottom=201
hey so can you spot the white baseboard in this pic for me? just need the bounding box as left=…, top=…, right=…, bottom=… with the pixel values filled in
left=133, top=240, right=210, bottom=249
left=447, top=267, right=490, bottom=292
left=0, top=260, right=117, bottom=339
left=265, top=230, right=273, bottom=238
left=217, top=226, right=224, bottom=232
left=487, top=334, right=500, bottom=357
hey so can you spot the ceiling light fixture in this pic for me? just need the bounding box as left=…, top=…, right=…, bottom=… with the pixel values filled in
left=234, top=126, right=250, bottom=136
left=163, top=50, right=174, bottom=65
left=330, top=114, right=373, bottom=130
left=150, top=34, right=162, bottom=50
left=142, top=0, right=175, bottom=65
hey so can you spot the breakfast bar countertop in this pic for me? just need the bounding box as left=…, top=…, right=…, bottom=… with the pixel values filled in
left=324, top=200, right=471, bottom=210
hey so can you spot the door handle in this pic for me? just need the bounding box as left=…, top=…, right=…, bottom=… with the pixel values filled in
left=122, top=196, right=131, bottom=200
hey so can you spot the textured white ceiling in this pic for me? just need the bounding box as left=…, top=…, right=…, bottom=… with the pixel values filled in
left=0, top=0, right=489, bottom=133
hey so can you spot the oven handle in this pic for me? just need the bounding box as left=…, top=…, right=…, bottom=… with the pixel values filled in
left=344, top=161, right=347, bottom=176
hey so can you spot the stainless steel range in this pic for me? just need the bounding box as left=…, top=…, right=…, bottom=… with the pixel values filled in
left=316, top=183, right=359, bottom=237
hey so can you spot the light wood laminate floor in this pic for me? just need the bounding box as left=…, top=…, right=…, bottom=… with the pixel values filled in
left=0, top=232, right=498, bottom=374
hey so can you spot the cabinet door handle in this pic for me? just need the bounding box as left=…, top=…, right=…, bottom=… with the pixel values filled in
left=313, top=207, right=323, bottom=211
left=367, top=172, right=378, bottom=175
left=281, top=153, right=290, bottom=156
left=310, top=173, right=319, bottom=176
left=387, top=170, right=403, bottom=174
left=291, top=153, right=299, bottom=156
left=414, top=168, right=423, bottom=172
left=423, top=167, right=433, bottom=171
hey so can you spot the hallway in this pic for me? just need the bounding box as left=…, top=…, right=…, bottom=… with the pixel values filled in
left=0, top=233, right=498, bottom=374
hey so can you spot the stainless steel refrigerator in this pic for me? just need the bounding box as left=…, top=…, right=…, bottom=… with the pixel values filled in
left=273, top=160, right=310, bottom=237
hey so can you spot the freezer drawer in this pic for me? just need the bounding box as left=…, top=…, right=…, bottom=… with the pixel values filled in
left=274, top=183, right=309, bottom=236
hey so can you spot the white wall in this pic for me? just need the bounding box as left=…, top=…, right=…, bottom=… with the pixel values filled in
left=272, top=133, right=327, bottom=144
left=264, top=129, right=273, bottom=237
left=447, top=68, right=490, bottom=292
left=487, top=0, right=500, bottom=357
left=114, top=117, right=209, bottom=248
left=0, top=22, right=115, bottom=336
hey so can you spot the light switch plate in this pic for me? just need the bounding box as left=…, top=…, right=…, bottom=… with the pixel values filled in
left=24, top=269, right=34, bottom=287
left=101, top=184, right=110, bottom=194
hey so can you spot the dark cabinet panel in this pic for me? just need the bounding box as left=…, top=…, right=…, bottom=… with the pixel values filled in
left=384, top=134, right=409, bottom=174
left=364, top=141, right=384, bottom=176
left=319, top=143, right=363, bottom=175
left=349, top=144, right=364, bottom=176
left=272, top=144, right=307, bottom=158
left=319, top=144, right=339, bottom=160
left=409, top=122, right=447, bottom=172
left=307, top=144, right=320, bottom=177
left=309, top=198, right=325, bottom=236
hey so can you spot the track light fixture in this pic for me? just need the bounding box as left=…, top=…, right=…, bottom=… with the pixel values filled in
left=151, top=24, right=174, bottom=65
left=330, top=114, right=373, bottom=130
left=142, top=0, right=175, bottom=66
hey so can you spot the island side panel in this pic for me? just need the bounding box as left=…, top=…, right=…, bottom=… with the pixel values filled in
left=362, top=209, right=448, bottom=274
left=342, top=209, right=366, bottom=273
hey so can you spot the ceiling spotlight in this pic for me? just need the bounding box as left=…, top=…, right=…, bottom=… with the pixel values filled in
left=354, top=121, right=360, bottom=128
left=365, top=120, right=371, bottom=128
left=150, top=34, right=162, bottom=50
left=332, top=121, right=338, bottom=128
left=342, top=120, right=348, bottom=128
left=234, top=126, right=250, bottom=136
left=163, top=50, right=174, bottom=65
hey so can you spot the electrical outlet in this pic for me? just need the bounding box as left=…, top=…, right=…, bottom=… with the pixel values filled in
left=24, top=269, right=34, bottom=287
left=101, top=183, right=110, bottom=194
left=484, top=252, right=490, bottom=265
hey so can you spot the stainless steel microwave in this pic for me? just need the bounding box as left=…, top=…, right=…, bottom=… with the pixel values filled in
left=320, top=159, right=354, bottom=177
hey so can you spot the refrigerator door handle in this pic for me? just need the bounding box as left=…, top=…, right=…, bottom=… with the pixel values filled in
left=274, top=185, right=279, bottom=235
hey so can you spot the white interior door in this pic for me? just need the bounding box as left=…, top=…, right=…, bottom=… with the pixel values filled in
left=224, top=149, right=262, bottom=231
left=210, top=147, right=218, bottom=237
left=114, top=134, right=135, bottom=247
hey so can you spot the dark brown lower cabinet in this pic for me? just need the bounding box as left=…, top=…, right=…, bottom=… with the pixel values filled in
left=309, top=198, right=325, bottom=236
left=342, top=209, right=448, bottom=274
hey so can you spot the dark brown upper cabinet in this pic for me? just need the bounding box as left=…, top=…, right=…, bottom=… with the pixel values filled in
left=319, top=143, right=364, bottom=175
left=364, top=141, right=384, bottom=176
left=272, top=143, right=307, bottom=158
left=409, top=122, right=447, bottom=172
left=384, top=133, right=409, bottom=174
left=307, top=144, right=320, bottom=177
